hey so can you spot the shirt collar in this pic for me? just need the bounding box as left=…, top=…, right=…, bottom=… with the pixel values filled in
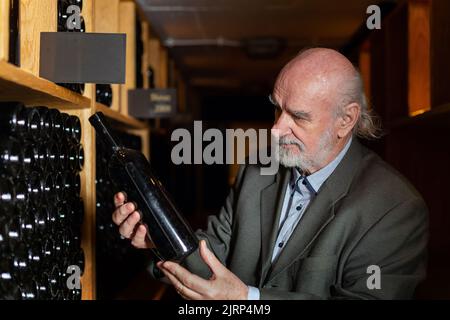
left=291, top=136, right=353, bottom=193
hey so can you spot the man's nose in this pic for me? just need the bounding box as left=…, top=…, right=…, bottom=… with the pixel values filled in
left=272, top=112, right=291, bottom=137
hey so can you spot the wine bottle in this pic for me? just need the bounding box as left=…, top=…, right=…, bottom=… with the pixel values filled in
left=58, top=0, right=84, bottom=32
left=11, top=242, right=31, bottom=283
left=22, top=142, right=38, bottom=173
left=89, top=112, right=198, bottom=262
left=34, top=206, right=48, bottom=236
left=26, top=242, right=42, bottom=273
left=0, top=177, right=15, bottom=214
left=68, top=143, right=84, bottom=172
left=0, top=102, right=40, bottom=138
left=36, top=274, right=50, bottom=300
left=13, top=179, right=28, bottom=212
left=0, top=136, right=21, bottom=175
left=47, top=265, right=61, bottom=298
left=26, top=171, right=43, bottom=207
left=48, top=109, right=64, bottom=139
left=36, top=106, right=53, bottom=140
left=62, top=115, right=81, bottom=143
left=19, top=280, right=39, bottom=300
left=0, top=258, right=21, bottom=300
left=95, top=84, right=113, bottom=107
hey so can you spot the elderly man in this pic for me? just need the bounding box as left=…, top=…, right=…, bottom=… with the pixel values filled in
left=112, top=48, right=428, bottom=300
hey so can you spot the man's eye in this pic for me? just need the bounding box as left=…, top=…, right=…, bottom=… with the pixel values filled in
left=292, top=113, right=311, bottom=122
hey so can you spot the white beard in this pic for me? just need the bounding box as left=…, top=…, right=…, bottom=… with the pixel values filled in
left=276, top=129, right=334, bottom=173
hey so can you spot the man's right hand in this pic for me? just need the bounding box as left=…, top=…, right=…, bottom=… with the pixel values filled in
left=112, top=192, right=154, bottom=249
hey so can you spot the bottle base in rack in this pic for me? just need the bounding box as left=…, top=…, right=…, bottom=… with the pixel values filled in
left=57, top=83, right=85, bottom=95
left=0, top=102, right=84, bottom=300
left=95, top=84, right=113, bottom=107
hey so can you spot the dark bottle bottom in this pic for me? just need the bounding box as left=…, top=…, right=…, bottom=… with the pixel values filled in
left=58, top=83, right=85, bottom=95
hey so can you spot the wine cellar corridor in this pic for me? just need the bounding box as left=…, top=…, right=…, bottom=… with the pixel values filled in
left=1, top=0, right=450, bottom=301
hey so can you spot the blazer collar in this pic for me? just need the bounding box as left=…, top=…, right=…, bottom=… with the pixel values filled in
left=259, top=137, right=365, bottom=284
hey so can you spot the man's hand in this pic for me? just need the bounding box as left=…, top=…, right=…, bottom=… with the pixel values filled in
left=157, top=240, right=248, bottom=300
left=112, top=192, right=154, bottom=249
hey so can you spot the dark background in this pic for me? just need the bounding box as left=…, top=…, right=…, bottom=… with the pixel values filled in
left=102, top=0, right=450, bottom=300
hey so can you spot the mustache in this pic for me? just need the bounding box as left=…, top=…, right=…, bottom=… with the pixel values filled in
left=278, top=136, right=304, bottom=151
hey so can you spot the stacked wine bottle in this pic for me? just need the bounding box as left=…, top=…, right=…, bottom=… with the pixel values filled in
left=0, top=102, right=85, bottom=300
left=95, top=84, right=113, bottom=108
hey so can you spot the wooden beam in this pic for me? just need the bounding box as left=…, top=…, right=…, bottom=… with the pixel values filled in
left=0, top=60, right=91, bottom=109
left=96, top=103, right=148, bottom=129
left=408, top=0, right=431, bottom=116
left=0, top=0, right=9, bottom=61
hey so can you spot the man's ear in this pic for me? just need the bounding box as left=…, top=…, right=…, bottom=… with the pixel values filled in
left=337, top=102, right=360, bottom=138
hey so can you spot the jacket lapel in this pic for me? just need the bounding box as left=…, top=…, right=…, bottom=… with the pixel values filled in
left=259, top=167, right=290, bottom=286
left=267, top=184, right=336, bottom=281
left=264, top=138, right=365, bottom=283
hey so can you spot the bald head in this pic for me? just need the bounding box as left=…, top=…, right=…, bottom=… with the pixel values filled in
left=274, top=48, right=361, bottom=113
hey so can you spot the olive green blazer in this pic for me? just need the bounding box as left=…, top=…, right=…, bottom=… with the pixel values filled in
left=152, top=138, right=429, bottom=300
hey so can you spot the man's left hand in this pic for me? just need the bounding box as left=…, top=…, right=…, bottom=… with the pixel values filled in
left=157, top=240, right=248, bottom=300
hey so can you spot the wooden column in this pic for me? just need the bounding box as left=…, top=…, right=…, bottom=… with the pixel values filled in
left=119, top=0, right=136, bottom=115
left=81, top=0, right=94, bottom=102
left=20, top=0, right=57, bottom=75
left=159, top=46, right=168, bottom=89
left=93, top=0, right=120, bottom=112
left=128, top=128, right=150, bottom=160
left=408, top=0, right=431, bottom=116
left=0, top=0, right=9, bottom=61
left=65, top=107, right=97, bottom=300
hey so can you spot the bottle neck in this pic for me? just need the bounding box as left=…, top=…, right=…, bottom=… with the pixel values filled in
left=89, top=112, right=122, bottom=154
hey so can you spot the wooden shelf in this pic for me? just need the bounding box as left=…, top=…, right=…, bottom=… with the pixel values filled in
left=0, top=60, right=91, bottom=109
left=95, top=102, right=148, bottom=129
left=0, top=0, right=156, bottom=300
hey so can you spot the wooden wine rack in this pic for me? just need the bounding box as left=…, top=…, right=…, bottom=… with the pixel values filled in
left=0, top=0, right=169, bottom=299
